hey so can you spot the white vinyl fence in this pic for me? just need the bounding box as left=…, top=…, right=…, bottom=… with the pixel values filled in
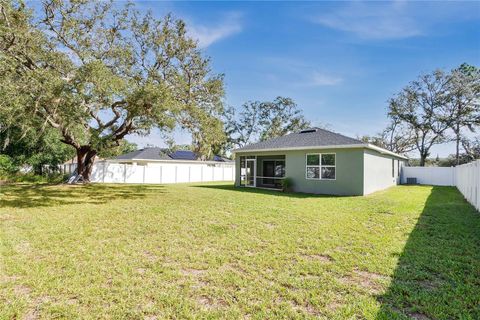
left=59, top=161, right=235, bottom=184
left=401, top=166, right=456, bottom=186
left=455, top=160, right=480, bottom=211
left=402, top=160, right=480, bottom=211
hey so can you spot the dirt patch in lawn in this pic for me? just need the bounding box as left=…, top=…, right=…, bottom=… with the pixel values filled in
left=416, top=279, right=442, bottom=291
left=408, top=312, right=431, bottom=320
left=14, top=284, right=32, bottom=296
left=302, top=253, right=334, bottom=263
left=287, top=298, right=322, bottom=317
left=13, top=284, right=53, bottom=320
left=196, top=295, right=228, bottom=310
left=142, top=251, right=157, bottom=262
left=0, top=214, right=18, bottom=221
left=327, top=300, right=342, bottom=312
left=264, top=222, right=277, bottom=230
left=180, top=268, right=206, bottom=276
left=339, top=269, right=389, bottom=294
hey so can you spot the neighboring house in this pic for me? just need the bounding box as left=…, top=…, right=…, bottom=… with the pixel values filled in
left=113, top=148, right=232, bottom=165
left=86, top=148, right=234, bottom=184
left=59, top=148, right=234, bottom=184
left=233, top=128, right=407, bottom=196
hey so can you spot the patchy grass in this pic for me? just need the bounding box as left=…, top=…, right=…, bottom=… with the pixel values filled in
left=0, top=183, right=479, bottom=319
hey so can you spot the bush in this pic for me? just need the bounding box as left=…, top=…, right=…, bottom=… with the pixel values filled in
left=1, top=172, right=67, bottom=184
left=0, top=155, right=19, bottom=175
left=281, top=177, right=294, bottom=192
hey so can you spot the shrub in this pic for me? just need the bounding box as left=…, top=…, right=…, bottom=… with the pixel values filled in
left=281, top=177, right=293, bottom=192
left=0, top=155, right=19, bottom=175
left=1, top=172, right=67, bottom=184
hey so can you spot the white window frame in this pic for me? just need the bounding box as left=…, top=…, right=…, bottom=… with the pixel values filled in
left=305, top=153, right=336, bottom=181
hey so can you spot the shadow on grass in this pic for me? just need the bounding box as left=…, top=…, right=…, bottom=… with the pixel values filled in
left=191, top=183, right=343, bottom=199
left=0, top=183, right=165, bottom=209
left=376, top=186, right=480, bottom=319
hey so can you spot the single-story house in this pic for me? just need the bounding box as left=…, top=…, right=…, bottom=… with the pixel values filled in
left=85, top=147, right=235, bottom=184
left=59, top=148, right=234, bottom=184
left=233, top=128, right=408, bottom=196
left=113, top=148, right=232, bottom=165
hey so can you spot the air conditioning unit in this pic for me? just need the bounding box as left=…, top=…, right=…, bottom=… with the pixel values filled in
left=406, top=177, right=417, bottom=184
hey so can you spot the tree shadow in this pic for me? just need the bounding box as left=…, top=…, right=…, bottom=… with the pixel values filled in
left=191, top=183, right=345, bottom=199
left=376, top=186, right=480, bottom=319
left=0, top=183, right=165, bottom=209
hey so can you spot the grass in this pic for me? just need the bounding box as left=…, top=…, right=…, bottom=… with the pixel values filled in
left=0, top=183, right=479, bottom=319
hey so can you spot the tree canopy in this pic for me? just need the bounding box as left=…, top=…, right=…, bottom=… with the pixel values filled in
left=384, top=65, right=480, bottom=166
left=225, top=96, right=311, bottom=150
left=0, top=0, right=225, bottom=180
left=446, top=63, right=480, bottom=164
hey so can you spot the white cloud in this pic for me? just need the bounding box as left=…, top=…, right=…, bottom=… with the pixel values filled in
left=188, top=12, right=243, bottom=48
left=311, top=72, right=343, bottom=86
left=312, top=1, right=422, bottom=39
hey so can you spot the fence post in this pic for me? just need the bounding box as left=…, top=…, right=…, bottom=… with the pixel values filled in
left=476, top=160, right=480, bottom=210
left=160, top=166, right=162, bottom=184
left=102, top=162, right=106, bottom=183
left=143, top=165, right=146, bottom=183
left=188, top=166, right=191, bottom=182
left=175, top=166, right=177, bottom=183
left=201, top=166, right=203, bottom=182
left=123, top=164, right=127, bottom=183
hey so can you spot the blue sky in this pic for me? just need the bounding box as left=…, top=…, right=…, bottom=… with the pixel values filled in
left=128, top=1, right=478, bottom=156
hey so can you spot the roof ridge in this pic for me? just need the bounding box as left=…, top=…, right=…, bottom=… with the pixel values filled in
left=313, top=128, right=364, bottom=143
left=234, top=126, right=364, bottom=152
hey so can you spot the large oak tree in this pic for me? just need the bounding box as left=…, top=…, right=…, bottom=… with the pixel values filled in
left=388, top=70, right=454, bottom=166
left=0, top=0, right=225, bottom=181
left=225, top=96, right=311, bottom=150
left=447, top=63, right=480, bottom=164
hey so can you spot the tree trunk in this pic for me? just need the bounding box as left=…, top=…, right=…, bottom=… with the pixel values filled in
left=419, top=153, right=427, bottom=167
left=455, top=123, right=461, bottom=166
left=82, top=150, right=97, bottom=182
left=455, top=136, right=460, bottom=166
left=75, top=146, right=97, bottom=182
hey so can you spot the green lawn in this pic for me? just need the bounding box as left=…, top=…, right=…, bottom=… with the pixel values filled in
left=0, top=183, right=479, bottom=319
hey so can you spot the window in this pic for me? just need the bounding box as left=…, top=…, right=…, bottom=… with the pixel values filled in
left=306, top=153, right=336, bottom=180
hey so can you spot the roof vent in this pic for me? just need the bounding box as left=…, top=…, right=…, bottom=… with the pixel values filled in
left=299, top=128, right=318, bottom=134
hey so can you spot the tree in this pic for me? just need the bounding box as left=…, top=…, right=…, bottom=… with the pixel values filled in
left=0, top=122, right=74, bottom=174
left=360, top=117, right=416, bottom=155
left=388, top=70, right=454, bottom=166
left=0, top=0, right=224, bottom=181
left=447, top=63, right=480, bottom=165
left=97, top=140, right=137, bottom=159
left=258, top=97, right=311, bottom=141
left=462, top=136, right=480, bottom=161
left=225, top=97, right=311, bottom=150
left=224, top=101, right=263, bottom=149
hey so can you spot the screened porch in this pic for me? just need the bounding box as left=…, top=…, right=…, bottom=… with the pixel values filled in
left=239, top=155, right=286, bottom=190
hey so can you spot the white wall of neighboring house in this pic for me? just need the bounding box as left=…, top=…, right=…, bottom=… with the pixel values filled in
left=61, top=160, right=235, bottom=184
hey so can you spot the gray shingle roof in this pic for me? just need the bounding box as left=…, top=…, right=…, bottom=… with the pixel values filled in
left=115, top=148, right=171, bottom=160
left=234, top=128, right=364, bottom=152
left=114, top=147, right=233, bottom=162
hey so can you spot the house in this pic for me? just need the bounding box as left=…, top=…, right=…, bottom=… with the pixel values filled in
left=83, top=147, right=235, bottom=184
left=233, top=128, right=408, bottom=195
left=113, top=148, right=232, bottom=165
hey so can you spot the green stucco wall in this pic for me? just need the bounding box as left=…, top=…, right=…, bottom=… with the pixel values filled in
left=235, top=148, right=365, bottom=196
